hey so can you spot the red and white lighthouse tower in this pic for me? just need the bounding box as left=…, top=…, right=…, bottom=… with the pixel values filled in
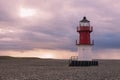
left=69, top=17, right=98, bottom=66
left=76, top=16, right=94, bottom=61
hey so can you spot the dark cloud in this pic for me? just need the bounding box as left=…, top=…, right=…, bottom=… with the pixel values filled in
left=94, top=33, right=120, bottom=50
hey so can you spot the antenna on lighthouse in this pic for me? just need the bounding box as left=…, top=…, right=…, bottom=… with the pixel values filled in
left=69, top=16, right=98, bottom=66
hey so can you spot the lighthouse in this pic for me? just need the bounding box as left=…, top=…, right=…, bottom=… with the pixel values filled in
left=69, top=17, right=98, bottom=66
left=76, top=16, right=93, bottom=61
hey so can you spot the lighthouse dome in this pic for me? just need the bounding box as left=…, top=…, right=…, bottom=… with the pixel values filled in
left=80, top=16, right=90, bottom=26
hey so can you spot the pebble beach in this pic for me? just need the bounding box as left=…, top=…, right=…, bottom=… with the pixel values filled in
left=0, top=57, right=120, bottom=80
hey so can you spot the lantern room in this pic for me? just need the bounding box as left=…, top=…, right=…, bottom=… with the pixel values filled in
left=80, top=16, right=90, bottom=27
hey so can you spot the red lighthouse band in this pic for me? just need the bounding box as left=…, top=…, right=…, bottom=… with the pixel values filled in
left=76, top=17, right=94, bottom=45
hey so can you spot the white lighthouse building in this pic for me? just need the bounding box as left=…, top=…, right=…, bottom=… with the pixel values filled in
left=69, top=17, right=98, bottom=66
left=76, top=16, right=93, bottom=61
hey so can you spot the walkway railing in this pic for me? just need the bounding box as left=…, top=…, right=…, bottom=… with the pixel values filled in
left=69, top=56, right=78, bottom=64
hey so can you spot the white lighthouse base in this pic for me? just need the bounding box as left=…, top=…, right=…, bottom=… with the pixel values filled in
left=77, top=45, right=93, bottom=61
left=69, top=45, right=98, bottom=66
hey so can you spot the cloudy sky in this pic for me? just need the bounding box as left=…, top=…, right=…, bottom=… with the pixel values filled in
left=0, top=0, right=120, bottom=59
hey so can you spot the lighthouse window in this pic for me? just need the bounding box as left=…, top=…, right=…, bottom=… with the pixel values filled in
left=80, top=22, right=90, bottom=27
left=85, top=23, right=90, bottom=26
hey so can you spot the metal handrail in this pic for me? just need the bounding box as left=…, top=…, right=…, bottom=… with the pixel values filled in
left=76, top=40, right=94, bottom=45
left=70, top=56, right=78, bottom=61
left=77, top=26, right=93, bottom=32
